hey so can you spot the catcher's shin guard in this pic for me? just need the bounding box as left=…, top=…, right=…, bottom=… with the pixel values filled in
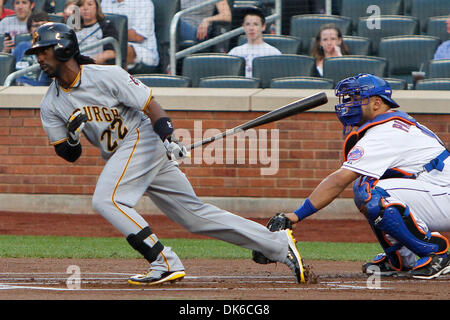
left=354, top=178, right=449, bottom=258
left=126, top=226, right=164, bottom=264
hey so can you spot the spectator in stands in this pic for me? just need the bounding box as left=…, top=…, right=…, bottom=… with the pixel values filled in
left=179, top=0, right=231, bottom=42
left=1, top=0, right=15, bottom=20
left=0, top=0, right=35, bottom=53
left=310, top=23, right=350, bottom=77
left=101, top=0, right=159, bottom=70
left=227, top=7, right=280, bottom=78
left=58, top=0, right=78, bottom=22
left=433, top=14, right=450, bottom=60
left=75, top=0, right=118, bottom=65
left=12, top=11, right=51, bottom=86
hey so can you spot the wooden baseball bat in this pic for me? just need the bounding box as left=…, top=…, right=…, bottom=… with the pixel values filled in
left=187, top=91, right=328, bottom=151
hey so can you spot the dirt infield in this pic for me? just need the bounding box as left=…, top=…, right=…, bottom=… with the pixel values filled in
left=0, top=212, right=449, bottom=301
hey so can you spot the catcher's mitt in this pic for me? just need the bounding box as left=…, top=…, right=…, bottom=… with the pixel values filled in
left=252, top=213, right=293, bottom=264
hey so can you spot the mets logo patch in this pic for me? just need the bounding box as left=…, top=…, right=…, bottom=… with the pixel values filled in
left=347, top=146, right=364, bottom=162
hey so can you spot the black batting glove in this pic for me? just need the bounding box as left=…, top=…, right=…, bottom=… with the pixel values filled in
left=67, top=110, right=88, bottom=146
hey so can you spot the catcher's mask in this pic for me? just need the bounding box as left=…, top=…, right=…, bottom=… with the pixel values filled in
left=334, top=73, right=399, bottom=135
left=25, top=22, right=80, bottom=62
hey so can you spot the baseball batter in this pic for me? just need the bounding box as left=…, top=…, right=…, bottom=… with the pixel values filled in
left=27, top=22, right=304, bottom=285
left=269, top=74, right=450, bottom=279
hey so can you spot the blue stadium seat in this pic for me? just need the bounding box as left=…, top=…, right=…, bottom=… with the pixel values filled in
left=0, top=53, right=16, bottom=86
left=411, top=0, right=450, bottom=33
left=252, top=54, right=316, bottom=88
left=270, top=76, right=334, bottom=89
left=342, top=36, right=371, bottom=56
left=290, top=14, right=352, bottom=55
left=182, top=53, right=245, bottom=87
left=199, top=76, right=260, bottom=88
left=428, top=59, right=450, bottom=78
left=378, top=35, right=440, bottom=83
left=384, top=77, right=408, bottom=90
left=104, top=13, right=128, bottom=69
left=135, top=74, right=191, bottom=87
left=341, top=0, right=403, bottom=32
left=323, top=55, right=387, bottom=84
left=237, top=34, right=301, bottom=54
left=415, top=78, right=450, bottom=90
left=426, top=16, right=450, bottom=42
left=357, top=15, right=419, bottom=55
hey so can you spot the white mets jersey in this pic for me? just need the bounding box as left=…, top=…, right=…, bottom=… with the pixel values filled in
left=40, top=64, right=152, bottom=160
left=342, top=119, right=449, bottom=187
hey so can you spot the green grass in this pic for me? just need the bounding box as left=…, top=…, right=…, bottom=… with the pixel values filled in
left=0, top=235, right=381, bottom=261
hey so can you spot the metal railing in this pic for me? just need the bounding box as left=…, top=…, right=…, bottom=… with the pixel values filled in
left=3, top=37, right=121, bottom=87
left=169, top=0, right=282, bottom=75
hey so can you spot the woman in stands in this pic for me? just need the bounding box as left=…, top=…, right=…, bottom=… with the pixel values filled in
left=75, top=0, right=118, bottom=64
left=310, top=23, right=350, bottom=77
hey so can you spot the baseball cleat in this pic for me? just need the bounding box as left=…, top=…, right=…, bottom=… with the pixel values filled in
left=283, top=229, right=305, bottom=283
left=409, top=253, right=450, bottom=280
left=362, top=253, right=410, bottom=277
left=128, top=270, right=185, bottom=285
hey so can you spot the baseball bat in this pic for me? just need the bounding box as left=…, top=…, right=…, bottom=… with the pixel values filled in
left=187, top=91, right=328, bottom=151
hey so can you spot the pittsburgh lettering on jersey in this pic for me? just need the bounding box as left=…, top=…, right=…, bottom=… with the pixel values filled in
left=392, top=120, right=410, bottom=132
left=82, top=106, right=119, bottom=122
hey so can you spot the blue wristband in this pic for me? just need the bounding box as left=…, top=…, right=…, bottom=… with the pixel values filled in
left=294, top=198, right=318, bottom=221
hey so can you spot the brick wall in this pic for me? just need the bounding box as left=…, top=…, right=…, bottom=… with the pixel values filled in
left=0, top=108, right=449, bottom=199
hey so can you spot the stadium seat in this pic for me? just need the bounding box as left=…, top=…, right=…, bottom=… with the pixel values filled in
left=198, top=76, right=260, bottom=88
left=357, top=15, right=419, bottom=55
left=411, top=0, right=450, bottom=33
left=341, top=0, right=403, bottom=32
left=0, top=34, right=4, bottom=52
left=0, top=53, right=16, bottom=86
left=48, top=14, right=65, bottom=23
left=270, top=76, right=334, bottom=89
left=53, top=0, right=68, bottom=13
left=182, top=53, right=245, bottom=87
left=153, top=0, right=179, bottom=73
left=426, top=16, right=450, bottom=42
left=428, top=59, right=450, bottom=78
left=237, top=34, right=301, bottom=54
left=252, top=54, right=316, bottom=88
left=323, top=55, right=387, bottom=84
left=342, top=36, right=371, bottom=56
left=134, top=74, right=191, bottom=87
left=14, top=33, right=31, bottom=47
left=384, top=77, right=408, bottom=90
left=104, top=14, right=128, bottom=69
left=378, top=35, right=440, bottom=83
left=289, top=14, right=352, bottom=55
left=415, top=78, right=450, bottom=90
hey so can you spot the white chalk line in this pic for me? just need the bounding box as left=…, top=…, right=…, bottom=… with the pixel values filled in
left=0, top=272, right=448, bottom=292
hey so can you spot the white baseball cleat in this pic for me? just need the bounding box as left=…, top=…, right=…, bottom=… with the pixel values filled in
left=128, top=270, right=186, bottom=285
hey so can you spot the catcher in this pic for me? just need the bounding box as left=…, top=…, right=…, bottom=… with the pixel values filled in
left=254, top=74, right=450, bottom=280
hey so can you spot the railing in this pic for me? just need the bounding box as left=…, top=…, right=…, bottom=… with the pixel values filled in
left=169, top=0, right=282, bottom=75
left=3, top=37, right=121, bottom=87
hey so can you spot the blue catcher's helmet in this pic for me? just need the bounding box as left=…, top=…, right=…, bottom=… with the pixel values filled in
left=334, top=73, right=399, bottom=135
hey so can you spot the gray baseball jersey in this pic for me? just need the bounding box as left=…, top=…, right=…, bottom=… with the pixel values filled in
left=40, top=64, right=290, bottom=273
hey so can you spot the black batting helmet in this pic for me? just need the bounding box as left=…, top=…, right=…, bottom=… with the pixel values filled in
left=25, top=22, right=80, bottom=62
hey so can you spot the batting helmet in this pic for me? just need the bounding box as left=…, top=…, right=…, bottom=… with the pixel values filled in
left=334, top=73, right=399, bottom=134
left=25, top=22, right=80, bottom=62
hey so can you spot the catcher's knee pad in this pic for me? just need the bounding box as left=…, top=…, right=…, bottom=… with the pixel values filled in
left=374, top=204, right=449, bottom=258
left=353, top=176, right=389, bottom=221
left=126, top=226, right=164, bottom=264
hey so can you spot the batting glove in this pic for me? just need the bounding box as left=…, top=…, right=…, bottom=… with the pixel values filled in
left=163, top=134, right=188, bottom=160
left=67, top=110, right=88, bottom=146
